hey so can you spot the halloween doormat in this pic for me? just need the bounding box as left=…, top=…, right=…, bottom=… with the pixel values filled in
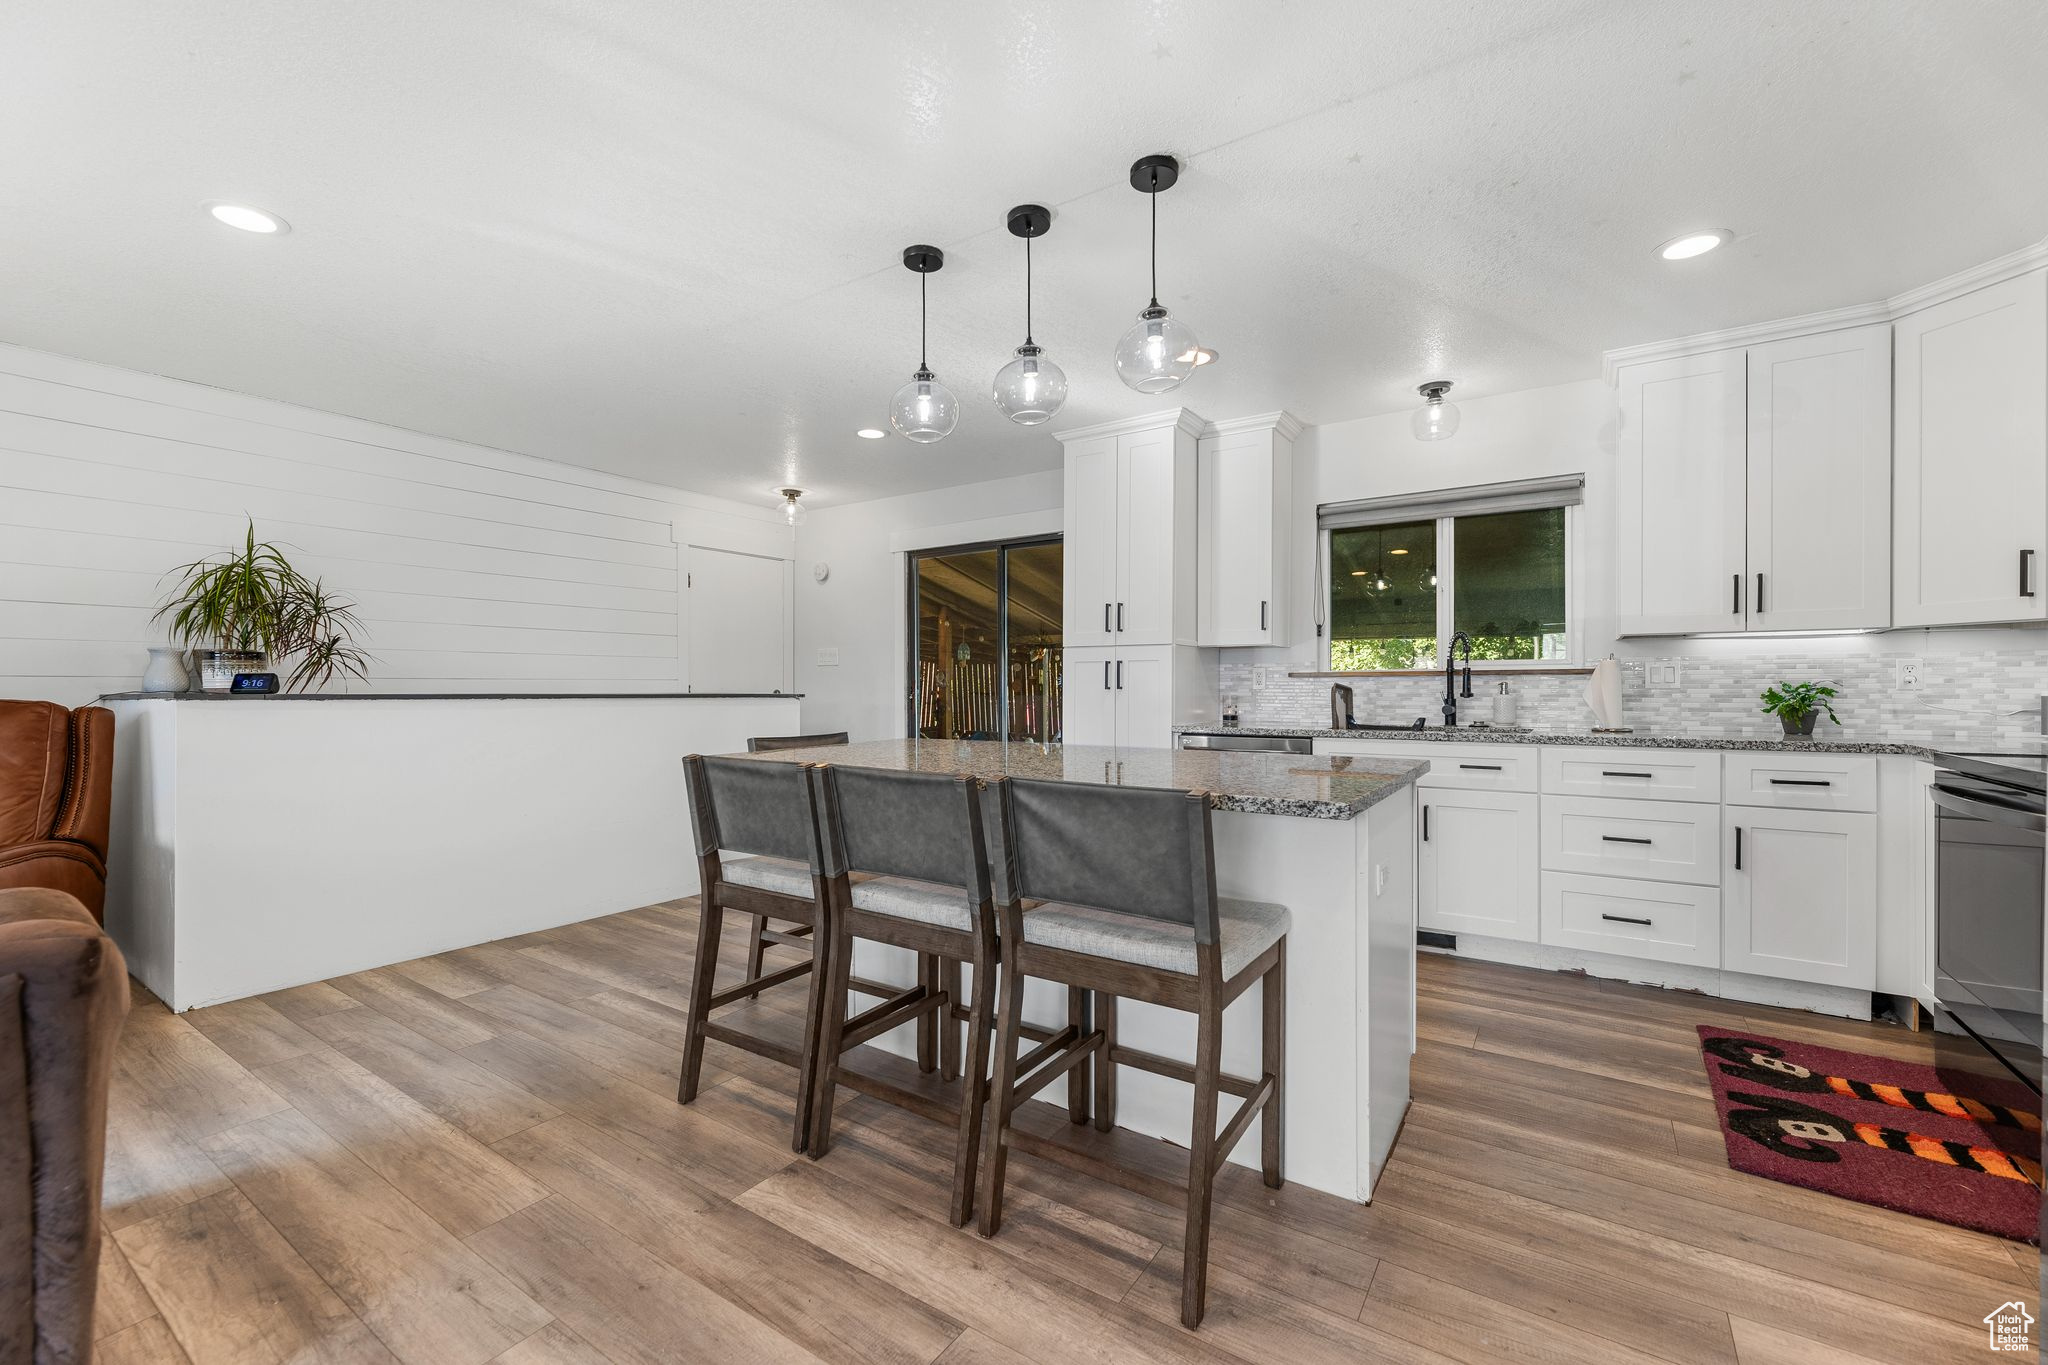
left=1696, top=1027, right=2041, bottom=1242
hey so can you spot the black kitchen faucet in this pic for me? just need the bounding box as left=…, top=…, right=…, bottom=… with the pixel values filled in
left=1442, top=632, right=1474, bottom=727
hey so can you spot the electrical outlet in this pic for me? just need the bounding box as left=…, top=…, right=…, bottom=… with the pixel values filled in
left=1646, top=662, right=1682, bottom=689
left=815, top=647, right=839, bottom=668
left=1894, top=657, right=1922, bottom=692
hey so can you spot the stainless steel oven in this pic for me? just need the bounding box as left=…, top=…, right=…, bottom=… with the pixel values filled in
left=1930, top=750, right=2045, bottom=1094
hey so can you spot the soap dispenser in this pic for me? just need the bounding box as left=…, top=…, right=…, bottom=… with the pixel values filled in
left=1490, top=680, right=1519, bottom=727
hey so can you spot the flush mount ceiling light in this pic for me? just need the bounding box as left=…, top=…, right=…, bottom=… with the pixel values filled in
left=991, top=204, right=1069, bottom=426
left=855, top=428, right=886, bottom=440
left=1113, top=154, right=1201, bottom=394
left=1412, top=380, right=1460, bottom=441
left=774, top=487, right=807, bottom=527
left=1180, top=345, right=1219, bottom=367
left=203, top=201, right=288, bottom=234
left=1656, top=229, right=1731, bottom=260
left=889, top=245, right=959, bottom=444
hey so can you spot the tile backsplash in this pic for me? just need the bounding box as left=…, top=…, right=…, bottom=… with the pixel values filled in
left=1214, top=646, right=2048, bottom=745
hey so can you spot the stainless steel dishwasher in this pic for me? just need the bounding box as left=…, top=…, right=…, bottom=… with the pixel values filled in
left=1177, top=732, right=1315, bottom=754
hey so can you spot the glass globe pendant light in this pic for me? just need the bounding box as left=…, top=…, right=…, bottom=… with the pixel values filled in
left=889, top=246, right=958, bottom=443
left=991, top=204, right=1068, bottom=425
left=1412, top=380, right=1460, bottom=441
left=774, top=488, right=806, bottom=527
left=1114, top=154, right=1202, bottom=394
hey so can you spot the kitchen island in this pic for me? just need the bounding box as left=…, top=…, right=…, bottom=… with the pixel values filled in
left=737, top=738, right=1427, bottom=1203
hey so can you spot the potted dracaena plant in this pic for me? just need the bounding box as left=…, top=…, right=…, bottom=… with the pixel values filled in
left=1759, top=680, right=1840, bottom=738
left=153, top=520, right=373, bottom=692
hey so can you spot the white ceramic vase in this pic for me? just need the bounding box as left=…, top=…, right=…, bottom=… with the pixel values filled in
left=141, top=645, right=190, bottom=694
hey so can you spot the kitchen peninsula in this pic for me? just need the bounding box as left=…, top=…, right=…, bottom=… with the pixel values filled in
left=741, top=737, right=1427, bottom=1203
left=98, top=691, right=801, bottom=1011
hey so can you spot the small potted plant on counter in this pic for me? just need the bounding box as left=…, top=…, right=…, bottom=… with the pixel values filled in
left=1759, top=680, right=1840, bottom=738
left=154, top=520, right=373, bottom=692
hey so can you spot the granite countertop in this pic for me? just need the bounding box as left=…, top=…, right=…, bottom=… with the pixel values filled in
left=98, top=691, right=802, bottom=702
left=1172, top=723, right=2001, bottom=759
left=734, top=738, right=1428, bottom=821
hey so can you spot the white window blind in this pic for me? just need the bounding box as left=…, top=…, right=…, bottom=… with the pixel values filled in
left=1318, top=474, right=1584, bottom=530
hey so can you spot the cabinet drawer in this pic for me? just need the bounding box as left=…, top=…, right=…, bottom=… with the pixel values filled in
left=1540, top=796, right=1721, bottom=886
left=1541, top=748, right=1720, bottom=803
left=1314, top=740, right=1537, bottom=792
left=1540, top=872, right=1720, bottom=968
left=1723, top=753, right=1876, bottom=812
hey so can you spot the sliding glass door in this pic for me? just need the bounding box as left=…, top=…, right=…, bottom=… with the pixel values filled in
left=909, top=537, right=1062, bottom=742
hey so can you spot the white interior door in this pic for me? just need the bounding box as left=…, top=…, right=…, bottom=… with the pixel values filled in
left=1062, top=436, right=1119, bottom=645
left=1418, top=790, right=1540, bottom=941
left=1723, top=808, right=1876, bottom=988
left=1746, top=324, right=1892, bottom=631
left=1893, top=270, right=2048, bottom=626
left=687, top=546, right=787, bottom=694
left=1616, top=349, right=1748, bottom=634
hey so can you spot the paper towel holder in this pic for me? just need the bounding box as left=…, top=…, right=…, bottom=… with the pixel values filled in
left=1587, top=652, right=1635, bottom=733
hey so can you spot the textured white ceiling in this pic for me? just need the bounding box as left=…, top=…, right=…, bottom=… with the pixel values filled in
left=3, top=2, right=2045, bottom=508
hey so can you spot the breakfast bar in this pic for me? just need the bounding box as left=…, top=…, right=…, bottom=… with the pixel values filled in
left=738, top=738, right=1427, bottom=1203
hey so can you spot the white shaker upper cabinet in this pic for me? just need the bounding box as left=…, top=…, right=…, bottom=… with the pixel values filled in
left=1893, top=269, right=2048, bottom=627
left=1745, top=324, right=1892, bottom=631
left=1062, top=435, right=1120, bottom=646
left=1616, top=349, right=1748, bottom=635
left=1059, top=414, right=1199, bottom=648
left=1197, top=415, right=1298, bottom=647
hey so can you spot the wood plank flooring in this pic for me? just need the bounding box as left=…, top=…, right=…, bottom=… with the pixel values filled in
left=97, top=902, right=2034, bottom=1364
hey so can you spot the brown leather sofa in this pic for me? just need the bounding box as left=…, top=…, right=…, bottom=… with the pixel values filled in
left=0, top=703, right=115, bottom=924
left=1, top=886, right=131, bottom=1363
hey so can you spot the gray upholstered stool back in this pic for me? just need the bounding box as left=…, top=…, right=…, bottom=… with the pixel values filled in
left=988, top=776, right=1220, bottom=945
left=747, top=732, right=851, bottom=752
left=683, top=754, right=824, bottom=870
left=807, top=764, right=993, bottom=905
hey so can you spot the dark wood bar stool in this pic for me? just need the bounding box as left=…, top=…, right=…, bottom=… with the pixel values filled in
left=733, top=732, right=850, bottom=998
left=977, top=776, right=1288, bottom=1329
left=676, top=753, right=834, bottom=1152
left=803, top=762, right=1000, bottom=1226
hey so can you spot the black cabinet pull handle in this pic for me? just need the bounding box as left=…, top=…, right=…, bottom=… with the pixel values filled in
left=1733, top=573, right=1741, bottom=613
left=1601, top=913, right=1654, bottom=926
left=1603, top=770, right=1654, bottom=779
left=1757, top=572, right=1765, bottom=614
left=1103, top=661, right=1111, bottom=690
left=1422, top=806, right=1429, bottom=842
left=1601, top=834, right=1654, bottom=845
left=1458, top=763, right=1503, bottom=771
left=1768, top=778, right=1832, bottom=787
left=1116, top=602, right=1125, bottom=631
left=1734, top=826, right=1743, bottom=870
left=1115, top=660, right=1123, bottom=690
left=2023, top=549, right=2036, bottom=598
left=1260, top=600, right=1268, bottom=631
left=1104, top=603, right=1112, bottom=633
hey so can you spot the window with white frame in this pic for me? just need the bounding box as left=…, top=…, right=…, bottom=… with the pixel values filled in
left=1320, top=476, right=1580, bottom=670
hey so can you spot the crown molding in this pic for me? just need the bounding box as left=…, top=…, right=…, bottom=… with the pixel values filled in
left=1201, top=410, right=1305, bottom=441
left=1601, top=237, right=2048, bottom=383
left=1052, top=406, right=1208, bottom=442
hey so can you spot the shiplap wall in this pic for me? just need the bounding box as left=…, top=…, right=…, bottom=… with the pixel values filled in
left=0, top=342, right=792, bottom=705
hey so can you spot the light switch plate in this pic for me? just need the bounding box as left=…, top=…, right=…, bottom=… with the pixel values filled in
left=815, top=647, right=839, bottom=668
left=1646, top=662, right=1682, bottom=689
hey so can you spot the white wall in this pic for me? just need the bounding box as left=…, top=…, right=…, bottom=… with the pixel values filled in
left=0, top=342, right=792, bottom=705
left=793, top=468, right=1062, bottom=739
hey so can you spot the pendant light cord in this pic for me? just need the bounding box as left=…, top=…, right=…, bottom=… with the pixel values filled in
left=919, top=269, right=928, bottom=370
left=1024, top=234, right=1034, bottom=345
left=1148, top=170, right=1160, bottom=308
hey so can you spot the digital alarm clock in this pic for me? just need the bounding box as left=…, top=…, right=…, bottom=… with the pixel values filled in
left=228, top=672, right=281, bottom=695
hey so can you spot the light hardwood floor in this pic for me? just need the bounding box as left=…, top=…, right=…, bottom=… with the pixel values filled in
left=95, top=901, right=2033, bottom=1365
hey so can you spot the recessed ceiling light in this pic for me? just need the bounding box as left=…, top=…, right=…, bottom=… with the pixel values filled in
left=856, top=428, right=885, bottom=439
left=1656, top=229, right=1730, bottom=261
left=1389, top=548, right=1410, bottom=555
left=1350, top=569, right=1367, bottom=577
left=205, top=202, right=289, bottom=234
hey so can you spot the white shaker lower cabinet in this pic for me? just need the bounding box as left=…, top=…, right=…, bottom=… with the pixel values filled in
left=1722, top=807, right=1877, bottom=989
left=1540, top=872, right=1720, bottom=968
left=1418, top=789, right=1540, bottom=942
left=1061, top=645, right=1192, bottom=750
